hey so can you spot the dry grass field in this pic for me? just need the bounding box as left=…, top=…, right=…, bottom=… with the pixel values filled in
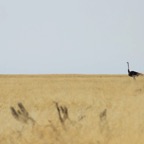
left=0, top=74, right=144, bottom=144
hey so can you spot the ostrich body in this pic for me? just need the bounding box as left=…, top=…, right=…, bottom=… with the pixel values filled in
left=127, top=62, right=142, bottom=79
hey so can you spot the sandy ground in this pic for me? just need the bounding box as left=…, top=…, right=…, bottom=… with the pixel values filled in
left=0, top=74, right=144, bottom=144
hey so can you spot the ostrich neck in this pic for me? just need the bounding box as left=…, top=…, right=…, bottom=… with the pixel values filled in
left=127, top=63, right=130, bottom=73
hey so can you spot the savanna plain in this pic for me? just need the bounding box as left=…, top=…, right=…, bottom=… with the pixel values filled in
left=0, top=74, right=144, bottom=144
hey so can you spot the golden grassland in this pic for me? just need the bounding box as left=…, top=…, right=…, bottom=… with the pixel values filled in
left=0, top=74, right=144, bottom=144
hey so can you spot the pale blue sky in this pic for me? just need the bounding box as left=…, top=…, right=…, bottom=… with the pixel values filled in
left=0, top=0, right=144, bottom=74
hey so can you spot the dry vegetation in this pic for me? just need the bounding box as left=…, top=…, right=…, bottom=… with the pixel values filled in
left=0, top=74, right=144, bottom=144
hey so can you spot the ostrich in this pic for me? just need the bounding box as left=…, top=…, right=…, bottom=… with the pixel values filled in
left=127, top=62, right=142, bottom=79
